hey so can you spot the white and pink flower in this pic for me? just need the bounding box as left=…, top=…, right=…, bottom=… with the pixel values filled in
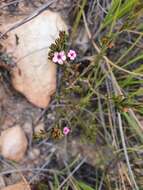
left=67, top=50, right=77, bottom=61
left=63, top=127, right=70, bottom=135
left=52, top=51, right=66, bottom=64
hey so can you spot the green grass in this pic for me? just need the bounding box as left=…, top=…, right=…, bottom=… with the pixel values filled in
left=1, top=0, right=143, bottom=189
left=51, top=0, right=143, bottom=189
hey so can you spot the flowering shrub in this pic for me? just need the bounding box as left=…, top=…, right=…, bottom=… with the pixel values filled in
left=52, top=50, right=77, bottom=65
left=49, top=31, right=77, bottom=65
left=48, top=31, right=76, bottom=138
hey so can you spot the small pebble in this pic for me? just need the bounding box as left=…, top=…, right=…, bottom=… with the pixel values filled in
left=28, top=148, right=40, bottom=160
left=34, top=122, right=45, bottom=134
left=0, top=125, right=28, bottom=162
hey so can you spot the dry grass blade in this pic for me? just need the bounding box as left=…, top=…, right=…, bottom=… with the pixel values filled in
left=117, top=112, right=139, bottom=190
left=58, top=158, right=86, bottom=190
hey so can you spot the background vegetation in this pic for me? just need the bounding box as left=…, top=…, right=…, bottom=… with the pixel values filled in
left=1, top=0, right=143, bottom=189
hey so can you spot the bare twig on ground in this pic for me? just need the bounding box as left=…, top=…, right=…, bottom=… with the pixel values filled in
left=58, top=158, right=86, bottom=190
left=0, top=0, right=56, bottom=39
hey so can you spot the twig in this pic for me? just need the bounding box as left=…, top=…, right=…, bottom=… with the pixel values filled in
left=58, top=158, right=86, bottom=190
left=97, top=0, right=108, bottom=14
left=29, top=147, right=56, bottom=184
left=82, top=10, right=143, bottom=136
left=34, top=100, right=56, bottom=126
left=117, top=112, right=139, bottom=190
left=82, top=12, right=143, bottom=77
left=0, top=0, right=56, bottom=39
left=0, top=168, right=58, bottom=176
left=83, top=9, right=140, bottom=190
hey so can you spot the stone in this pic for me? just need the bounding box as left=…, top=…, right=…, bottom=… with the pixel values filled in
left=1, top=181, right=30, bottom=190
left=0, top=176, right=5, bottom=189
left=0, top=125, right=28, bottom=161
left=1, top=11, right=67, bottom=108
left=28, top=148, right=40, bottom=160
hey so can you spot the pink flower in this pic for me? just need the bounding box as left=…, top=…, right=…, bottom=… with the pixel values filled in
left=52, top=51, right=66, bottom=64
left=63, top=127, right=70, bottom=135
left=67, top=50, right=77, bottom=61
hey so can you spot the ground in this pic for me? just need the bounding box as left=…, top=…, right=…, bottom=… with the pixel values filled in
left=0, top=0, right=143, bottom=190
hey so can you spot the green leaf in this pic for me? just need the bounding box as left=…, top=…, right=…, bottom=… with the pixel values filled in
left=77, top=181, right=95, bottom=190
left=102, top=0, right=139, bottom=29
left=123, top=113, right=143, bottom=143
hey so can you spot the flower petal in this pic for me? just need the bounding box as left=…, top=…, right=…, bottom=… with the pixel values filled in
left=63, top=127, right=70, bottom=135
left=52, top=56, right=58, bottom=63
left=58, top=59, right=63, bottom=65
